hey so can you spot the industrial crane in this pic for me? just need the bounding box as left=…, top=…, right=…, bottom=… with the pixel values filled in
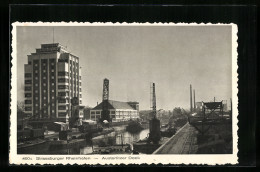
left=148, top=83, right=161, bottom=144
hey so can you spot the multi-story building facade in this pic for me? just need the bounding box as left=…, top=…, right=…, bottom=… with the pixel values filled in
left=24, top=43, right=82, bottom=122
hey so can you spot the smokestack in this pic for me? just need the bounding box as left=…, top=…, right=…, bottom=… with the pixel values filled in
left=190, top=84, right=193, bottom=112
left=97, top=102, right=98, bottom=105
left=193, top=89, right=196, bottom=111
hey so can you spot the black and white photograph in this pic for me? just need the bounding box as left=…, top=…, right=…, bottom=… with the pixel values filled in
left=10, top=23, right=238, bottom=165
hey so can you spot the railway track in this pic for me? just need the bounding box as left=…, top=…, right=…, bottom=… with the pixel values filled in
left=180, top=127, right=195, bottom=154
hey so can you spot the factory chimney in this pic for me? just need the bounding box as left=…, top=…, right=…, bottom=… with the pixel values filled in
left=190, top=84, right=193, bottom=112
left=193, top=89, right=196, bottom=111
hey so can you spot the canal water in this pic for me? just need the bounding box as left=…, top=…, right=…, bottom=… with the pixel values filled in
left=80, top=126, right=149, bottom=154
left=18, top=125, right=149, bottom=155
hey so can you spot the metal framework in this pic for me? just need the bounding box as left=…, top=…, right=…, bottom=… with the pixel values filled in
left=102, top=78, right=109, bottom=101
left=101, top=78, right=110, bottom=122
left=189, top=101, right=224, bottom=135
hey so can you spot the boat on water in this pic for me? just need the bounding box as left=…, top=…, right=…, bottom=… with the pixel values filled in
left=92, top=144, right=132, bottom=154
left=49, top=139, right=86, bottom=151
left=17, top=138, right=47, bottom=149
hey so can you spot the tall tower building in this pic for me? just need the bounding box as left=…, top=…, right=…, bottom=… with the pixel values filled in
left=24, top=43, right=82, bottom=122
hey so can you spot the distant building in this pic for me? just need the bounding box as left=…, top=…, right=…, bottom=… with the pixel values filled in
left=89, top=100, right=139, bottom=122
left=23, top=43, right=83, bottom=122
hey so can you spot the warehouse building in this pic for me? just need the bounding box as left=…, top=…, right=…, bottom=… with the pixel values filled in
left=89, top=100, right=139, bottom=122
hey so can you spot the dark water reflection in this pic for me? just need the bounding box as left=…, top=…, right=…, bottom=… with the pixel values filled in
left=18, top=126, right=149, bottom=155
left=80, top=127, right=149, bottom=154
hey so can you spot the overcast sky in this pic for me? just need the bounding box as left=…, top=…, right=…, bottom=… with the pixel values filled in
left=16, top=25, right=232, bottom=110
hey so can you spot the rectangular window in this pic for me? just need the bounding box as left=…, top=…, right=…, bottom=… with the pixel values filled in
left=25, top=93, right=32, bottom=97
left=58, top=78, right=68, bottom=82
left=80, top=100, right=82, bottom=104
left=58, top=92, right=66, bottom=96
left=58, top=72, right=68, bottom=76
left=111, top=111, right=115, bottom=114
left=25, top=100, right=32, bottom=104
left=58, top=85, right=66, bottom=89
left=58, top=99, right=66, bottom=103
left=96, top=111, right=100, bottom=114
left=91, top=111, right=95, bottom=114
left=24, top=86, right=31, bottom=91
left=58, top=106, right=66, bottom=110
left=25, top=107, right=32, bottom=111
left=25, top=80, right=32, bottom=84
left=58, top=113, right=67, bottom=117
left=25, top=73, right=31, bottom=78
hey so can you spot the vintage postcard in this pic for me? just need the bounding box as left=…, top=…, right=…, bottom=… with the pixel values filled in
left=10, top=22, right=238, bottom=165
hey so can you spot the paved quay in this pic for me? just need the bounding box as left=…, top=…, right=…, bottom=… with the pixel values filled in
left=153, top=123, right=197, bottom=154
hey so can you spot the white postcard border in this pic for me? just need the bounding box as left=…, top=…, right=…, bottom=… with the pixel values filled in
left=10, top=22, right=238, bottom=165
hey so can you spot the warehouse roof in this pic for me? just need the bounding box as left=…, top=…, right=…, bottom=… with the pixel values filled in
left=92, top=100, right=135, bottom=110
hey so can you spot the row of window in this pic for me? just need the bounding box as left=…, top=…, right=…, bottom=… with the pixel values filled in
left=34, top=62, right=55, bottom=67
left=58, top=85, right=69, bottom=89
left=90, top=114, right=116, bottom=119
left=25, top=76, right=80, bottom=84
left=91, top=111, right=116, bottom=115
left=25, top=73, right=31, bottom=78
left=25, top=91, right=81, bottom=98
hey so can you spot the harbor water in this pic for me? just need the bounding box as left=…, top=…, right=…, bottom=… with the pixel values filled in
left=18, top=125, right=149, bottom=154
